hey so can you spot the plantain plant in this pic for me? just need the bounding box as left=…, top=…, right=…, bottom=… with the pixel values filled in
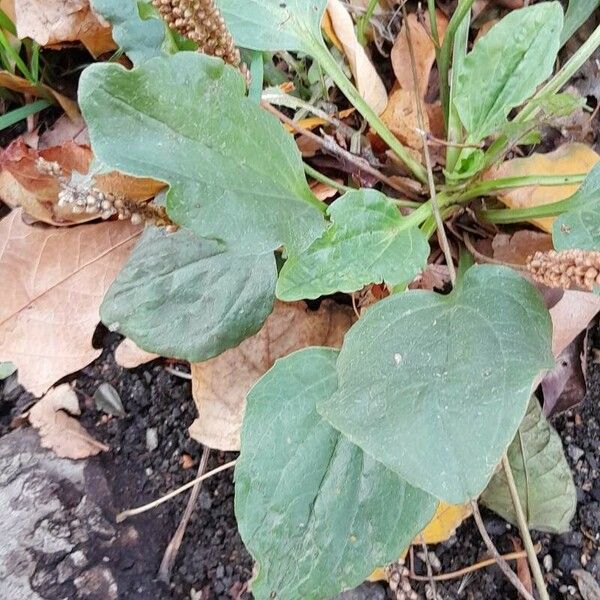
left=79, top=0, right=600, bottom=598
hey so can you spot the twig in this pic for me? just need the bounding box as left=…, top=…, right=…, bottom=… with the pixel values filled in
left=165, top=366, right=192, bottom=380
left=470, top=500, right=536, bottom=600
left=422, top=131, right=484, bottom=149
left=410, top=544, right=541, bottom=582
left=418, top=536, right=438, bottom=599
left=502, top=454, right=550, bottom=600
left=262, top=102, right=420, bottom=198
left=116, top=459, right=236, bottom=522
left=158, top=447, right=211, bottom=583
left=462, top=233, right=526, bottom=271
left=401, top=2, right=457, bottom=284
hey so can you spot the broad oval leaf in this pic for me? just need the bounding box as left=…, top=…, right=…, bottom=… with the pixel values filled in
left=454, top=2, right=563, bottom=141
left=235, top=347, right=437, bottom=600
left=277, top=190, right=430, bottom=301
left=91, top=0, right=166, bottom=65
left=318, top=264, right=554, bottom=504
left=554, top=161, right=600, bottom=251
left=217, top=0, right=327, bottom=52
left=481, top=396, right=576, bottom=534
left=79, top=52, right=326, bottom=255
left=101, top=226, right=276, bottom=362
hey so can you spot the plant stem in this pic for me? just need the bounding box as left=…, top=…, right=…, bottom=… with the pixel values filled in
left=0, top=98, right=50, bottom=131
left=308, top=39, right=428, bottom=184
left=426, top=0, right=440, bottom=47
left=479, top=196, right=574, bottom=224
left=303, top=163, right=351, bottom=192
left=437, top=0, right=476, bottom=125
left=517, top=21, right=600, bottom=124
left=501, top=454, right=550, bottom=600
left=462, top=173, right=587, bottom=200
left=470, top=500, right=536, bottom=600
left=356, top=0, right=379, bottom=46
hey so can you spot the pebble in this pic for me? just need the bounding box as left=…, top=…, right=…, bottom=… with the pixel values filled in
left=146, top=428, right=159, bottom=452
left=543, top=554, right=553, bottom=572
left=568, top=445, right=585, bottom=462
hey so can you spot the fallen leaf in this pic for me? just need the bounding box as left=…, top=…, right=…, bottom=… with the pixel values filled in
left=39, top=114, right=90, bottom=148
left=0, top=71, right=80, bottom=121
left=189, top=300, right=355, bottom=451
left=418, top=502, right=472, bottom=544
left=485, top=143, right=600, bottom=232
left=550, top=290, right=600, bottom=356
left=321, top=9, right=342, bottom=50
left=326, top=0, right=388, bottom=115
left=29, top=383, right=108, bottom=458
left=114, top=338, right=160, bottom=369
left=491, top=230, right=554, bottom=265
left=13, top=0, right=115, bottom=56
left=381, top=87, right=426, bottom=151
left=510, top=537, right=533, bottom=595
left=573, top=569, right=600, bottom=600
left=0, top=137, right=165, bottom=225
left=93, top=382, right=125, bottom=417
left=0, top=209, right=140, bottom=396
left=391, top=12, right=448, bottom=98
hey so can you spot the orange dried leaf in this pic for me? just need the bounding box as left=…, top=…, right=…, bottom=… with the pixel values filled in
left=418, top=502, right=472, bottom=545
left=485, top=143, right=600, bottom=232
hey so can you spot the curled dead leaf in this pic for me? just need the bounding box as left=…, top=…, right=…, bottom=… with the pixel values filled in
left=189, top=300, right=355, bottom=451
left=485, top=143, right=600, bottom=232
left=13, top=0, right=115, bottom=57
left=29, top=383, right=108, bottom=459
left=326, top=0, right=388, bottom=115
left=491, top=230, right=554, bottom=266
left=381, top=87, right=428, bottom=151
left=0, top=209, right=140, bottom=396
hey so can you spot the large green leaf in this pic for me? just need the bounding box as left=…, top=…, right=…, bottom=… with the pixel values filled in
left=454, top=2, right=563, bottom=142
left=481, top=397, right=576, bottom=534
left=553, top=162, right=600, bottom=251
left=79, top=52, right=325, bottom=255
left=235, top=347, right=436, bottom=600
left=277, top=190, right=430, bottom=301
left=561, top=0, right=600, bottom=46
left=101, top=226, right=276, bottom=362
left=217, top=0, right=327, bottom=52
left=91, top=0, right=166, bottom=65
left=318, top=264, right=553, bottom=504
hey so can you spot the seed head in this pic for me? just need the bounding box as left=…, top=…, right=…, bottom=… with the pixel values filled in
left=527, top=249, right=600, bottom=291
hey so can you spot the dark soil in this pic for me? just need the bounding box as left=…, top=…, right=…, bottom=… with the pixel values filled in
left=2, top=324, right=600, bottom=600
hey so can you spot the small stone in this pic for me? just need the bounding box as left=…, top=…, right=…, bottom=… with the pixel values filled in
left=543, top=554, right=553, bottom=572
left=146, top=428, right=159, bottom=452
left=568, top=445, right=585, bottom=462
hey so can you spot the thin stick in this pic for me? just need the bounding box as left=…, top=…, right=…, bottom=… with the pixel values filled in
left=470, top=500, right=536, bottom=600
left=158, top=447, right=211, bottom=583
left=462, top=233, right=526, bottom=271
left=263, top=102, right=420, bottom=198
left=304, top=163, right=352, bottom=193
left=410, top=545, right=541, bottom=582
left=501, top=454, right=550, bottom=600
left=402, top=2, right=457, bottom=284
left=165, top=366, right=192, bottom=380
left=418, top=537, right=438, bottom=599
left=116, top=459, right=237, bottom=522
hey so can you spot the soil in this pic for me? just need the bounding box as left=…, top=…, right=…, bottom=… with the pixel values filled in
left=1, top=324, right=600, bottom=600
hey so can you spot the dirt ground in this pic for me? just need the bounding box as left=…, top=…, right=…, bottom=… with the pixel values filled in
left=1, top=322, right=599, bottom=599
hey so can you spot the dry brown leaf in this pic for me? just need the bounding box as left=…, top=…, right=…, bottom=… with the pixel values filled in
left=0, top=137, right=165, bottom=225
left=189, top=300, right=355, bottom=451
left=419, top=502, right=472, bottom=545
left=29, top=383, right=109, bottom=459
left=326, top=0, right=388, bottom=115
left=491, top=231, right=554, bottom=265
left=573, top=569, right=600, bottom=600
left=381, top=87, right=426, bottom=150
left=485, top=143, right=600, bottom=232
left=0, top=71, right=80, bottom=120
left=114, top=338, right=160, bottom=369
left=391, top=11, right=448, bottom=98
left=550, top=291, right=600, bottom=357
left=0, top=209, right=140, bottom=396
left=13, top=0, right=115, bottom=57
left=39, top=114, right=90, bottom=149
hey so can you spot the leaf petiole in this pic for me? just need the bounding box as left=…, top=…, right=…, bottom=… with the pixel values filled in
left=478, top=196, right=575, bottom=224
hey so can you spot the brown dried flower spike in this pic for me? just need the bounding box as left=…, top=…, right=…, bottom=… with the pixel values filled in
left=153, top=0, right=241, bottom=67
left=527, top=249, right=600, bottom=291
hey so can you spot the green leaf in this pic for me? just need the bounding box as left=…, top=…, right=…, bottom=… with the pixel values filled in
left=481, top=397, right=576, bottom=534
left=79, top=52, right=326, bottom=255
left=553, top=162, right=600, bottom=251
left=101, top=226, right=276, bottom=362
left=0, top=361, right=16, bottom=380
left=90, top=0, right=166, bottom=65
left=217, top=0, right=327, bottom=52
left=454, top=2, right=563, bottom=142
left=318, top=264, right=553, bottom=504
left=276, top=190, right=430, bottom=301
left=561, top=0, right=600, bottom=46
left=235, top=347, right=437, bottom=600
